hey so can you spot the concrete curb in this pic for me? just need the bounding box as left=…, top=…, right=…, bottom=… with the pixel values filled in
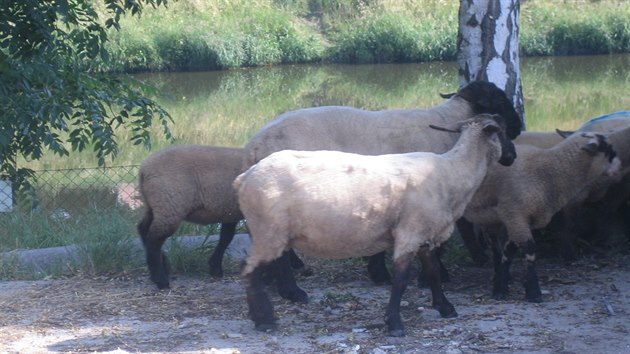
left=1, top=233, right=252, bottom=274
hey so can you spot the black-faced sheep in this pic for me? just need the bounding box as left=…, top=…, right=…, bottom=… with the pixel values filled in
left=510, top=111, right=630, bottom=260
left=235, top=114, right=515, bottom=336
left=555, top=124, right=630, bottom=260
left=137, top=145, right=247, bottom=289
left=244, top=80, right=522, bottom=283
left=463, top=132, right=621, bottom=302
left=466, top=111, right=630, bottom=263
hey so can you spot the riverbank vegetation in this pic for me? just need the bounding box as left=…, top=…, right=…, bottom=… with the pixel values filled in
left=103, top=0, right=630, bottom=72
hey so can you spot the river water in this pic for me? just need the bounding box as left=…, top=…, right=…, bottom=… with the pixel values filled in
left=137, top=54, right=629, bottom=151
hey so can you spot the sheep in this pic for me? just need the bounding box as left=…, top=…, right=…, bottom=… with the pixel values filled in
left=510, top=112, right=630, bottom=260
left=469, top=111, right=630, bottom=262
left=462, top=132, right=621, bottom=302
left=513, top=131, right=564, bottom=148
left=235, top=113, right=515, bottom=336
left=514, top=111, right=630, bottom=150
left=554, top=125, right=630, bottom=260
left=575, top=110, right=630, bottom=134
left=137, top=144, right=308, bottom=289
left=136, top=145, right=247, bottom=289
left=244, top=80, right=522, bottom=283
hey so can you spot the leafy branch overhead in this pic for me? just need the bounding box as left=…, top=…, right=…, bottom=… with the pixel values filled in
left=0, top=0, right=173, bottom=186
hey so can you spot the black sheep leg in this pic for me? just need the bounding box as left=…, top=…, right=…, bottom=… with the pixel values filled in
left=272, top=251, right=309, bottom=303
left=385, top=252, right=414, bottom=337
left=522, top=239, right=543, bottom=302
left=418, top=246, right=457, bottom=318
left=245, top=264, right=277, bottom=332
left=288, top=248, right=306, bottom=270
left=417, top=246, right=450, bottom=288
left=456, top=217, right=489, bottom=266
left=207, top=222, right=237, bottom=278
left=138, top=210, right=171, bottom=289
left=366, top=252, right=391, bottom=284
left=418, top=218, right=489, bottom=288
left=143, top=240, right=170, bottom=289
left=492, top=239, right=518, bottom=300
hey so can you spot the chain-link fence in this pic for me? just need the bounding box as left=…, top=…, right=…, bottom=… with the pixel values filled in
left=1, top=166, right=142, bottom=216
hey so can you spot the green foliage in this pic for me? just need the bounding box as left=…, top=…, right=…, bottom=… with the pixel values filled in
left=101, top=0, right=630, bottom=72
left=521, top=1, right=630, bottom=56
left=105, top=2, right=325, bottom=71
left=331, top=11, right=456, bottom=64
left=0, top=0, right=173, bottom=190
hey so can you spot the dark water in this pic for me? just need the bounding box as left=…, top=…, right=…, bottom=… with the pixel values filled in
left=135, top=54, right=629, bottom=151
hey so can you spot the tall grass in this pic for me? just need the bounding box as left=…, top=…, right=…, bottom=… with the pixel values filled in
left=106, top=0, right=325, bottom=72
left=521, top=1, right=630, bottom=57
left=102, top=0, right=630, bottom=72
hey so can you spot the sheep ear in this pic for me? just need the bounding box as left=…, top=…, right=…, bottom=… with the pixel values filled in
left=555, top=129, right=574, bottom=138
left=439, top=92, right=456, bottom=99
left=581, top=143, right=599, bottom=154
left=429, top=123, right=460, bottom=133
left=482, top=122, right=501, bottom=134
left=580, top=133, right=601, bottom=153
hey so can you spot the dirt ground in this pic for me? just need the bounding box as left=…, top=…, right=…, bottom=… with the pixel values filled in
left=1, top=252, right=629, bottom=354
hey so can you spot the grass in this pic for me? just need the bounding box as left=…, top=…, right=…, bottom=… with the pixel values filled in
left=5, top=0, right=630, bottom=279
left=100, top=0, right=630, bottom=72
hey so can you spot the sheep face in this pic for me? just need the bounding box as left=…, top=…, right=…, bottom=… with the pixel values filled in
left=430, top=113, right=516, bottom=167
left=580, top=133, right=622, bottom=178
left=455, top=81, right=522, bottom=140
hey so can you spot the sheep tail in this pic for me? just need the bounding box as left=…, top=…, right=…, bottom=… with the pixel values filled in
left=233, top=172, right=246, bottom=193
left=137, top=207, right=153, bottom=239
left=137, top=169, right=153, bottom=238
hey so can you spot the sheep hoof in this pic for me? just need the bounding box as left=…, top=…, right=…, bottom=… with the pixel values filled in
left=208, top=267, right=224, bottom=278
left=525, top=293, right=543, bottom=303
left=388, top=328, right=405, bottom=337
left=297, top=267, right=314, bottom=277
left=151, top=274, right=170, bottom=289
left=437, top=306, right=458, bottom=318
left=254, top=322, right=277, bottom=332
left=369, top=271, right=392, bottom=285
left=155, top=281, right=170, bottom=290
left=280, top=288, right=309, bottom=304
left=472, top=253, right=490, bottom=267
left=492, top=291, right=508, bottom=301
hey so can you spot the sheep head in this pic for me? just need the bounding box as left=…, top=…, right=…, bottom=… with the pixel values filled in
left=580, top=133, right=622, bottom=178
left=452, top=81, right=523, bottom=140
left=429, top=113, right=517, bottom=167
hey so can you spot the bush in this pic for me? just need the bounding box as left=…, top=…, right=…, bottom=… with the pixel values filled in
left=103, top=0, right=630, bottom=71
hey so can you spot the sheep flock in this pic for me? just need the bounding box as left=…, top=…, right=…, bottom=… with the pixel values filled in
left=136, top=81, right=629, bottom=336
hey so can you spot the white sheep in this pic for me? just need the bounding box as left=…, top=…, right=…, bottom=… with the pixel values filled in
left=463, top=132, right=621, bottom=302
left=244, top=80, right=522, bottom=283
left=235, top=114, right=513, bottom=337
left=137, top=145, right=247, bottom=289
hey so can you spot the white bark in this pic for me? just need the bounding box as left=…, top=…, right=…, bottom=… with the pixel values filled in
left=457, top=0, right=525, bottom=127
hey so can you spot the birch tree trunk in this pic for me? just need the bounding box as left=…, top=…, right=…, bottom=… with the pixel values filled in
left=457, top=0, right=525, bottom=127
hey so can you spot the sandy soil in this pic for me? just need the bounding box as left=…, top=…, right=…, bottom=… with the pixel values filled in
left=0, top=253, right=629, bottom=354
